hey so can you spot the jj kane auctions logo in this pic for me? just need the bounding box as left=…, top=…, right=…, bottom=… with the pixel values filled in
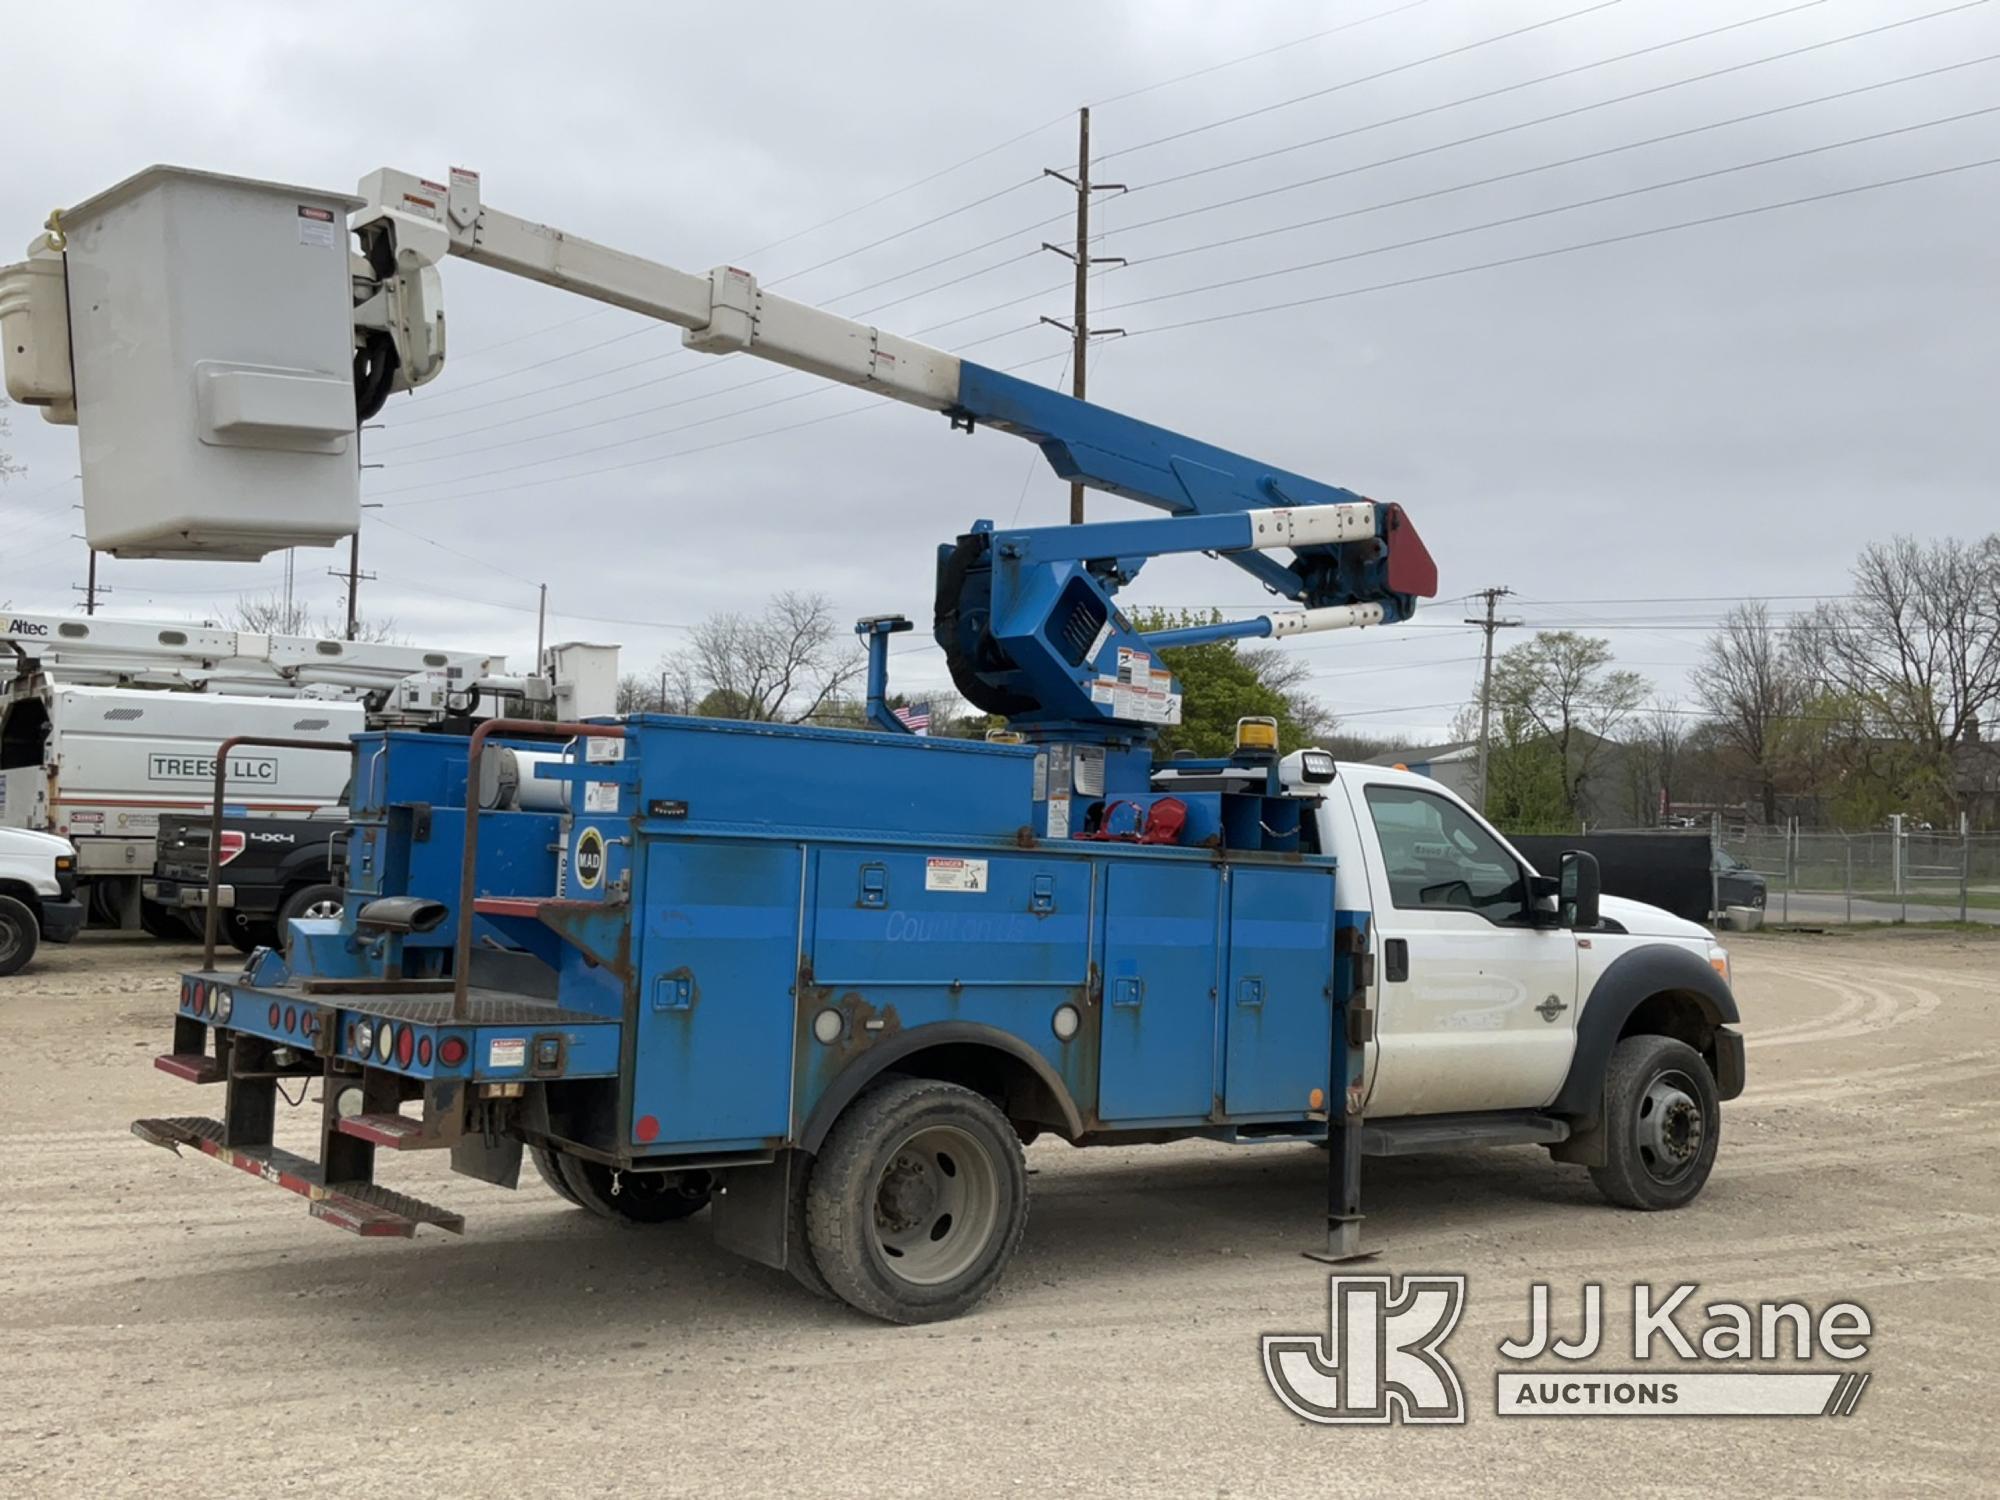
left=1263, top=1275, right=1872, bottom=1423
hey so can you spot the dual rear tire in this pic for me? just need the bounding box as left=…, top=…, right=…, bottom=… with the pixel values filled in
left=532, top=1080, right=1029, bottom=1324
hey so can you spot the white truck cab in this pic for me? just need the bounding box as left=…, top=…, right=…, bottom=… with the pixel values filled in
left=1163, top=751, right=1745, bottom=1212
left=0, top=826, right=85, bottom=976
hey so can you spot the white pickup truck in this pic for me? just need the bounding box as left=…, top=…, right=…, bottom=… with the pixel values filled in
left=1164, top=752, right=1745, bottom=1213
left=0, top=826, right=85, bottom=976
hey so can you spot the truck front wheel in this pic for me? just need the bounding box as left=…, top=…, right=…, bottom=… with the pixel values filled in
left=1589, top=1035, right=1720, bottom=1211
left=0, top=896, right=39, bottom=977
left=806, top=1078, right=1028, bottom=1324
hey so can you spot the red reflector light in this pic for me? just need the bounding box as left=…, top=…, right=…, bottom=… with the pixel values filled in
left=396, top=1027, right=415, bottom=1068
left=268, top=1002, right=281, bottom=1028
left=418, top=1036, right=433, bottom=1066
left=217, top=831, right=247, bottom=867
left=438, top=1036, right=468, bottom=1067
left=284, top=1005, right=297, bottom=1033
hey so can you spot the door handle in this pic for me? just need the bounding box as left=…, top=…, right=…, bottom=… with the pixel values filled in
left=1383, top=938, right=1409, bottom=984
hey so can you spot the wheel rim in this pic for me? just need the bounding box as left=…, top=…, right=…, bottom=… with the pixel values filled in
left=869, top=1124, right=1001, bottom=1287
left=300, top=898, right=343, bottom=920
left=0, top=920, right=19, bottom=964
left=1634, top=1070, right=1705, bottom=1185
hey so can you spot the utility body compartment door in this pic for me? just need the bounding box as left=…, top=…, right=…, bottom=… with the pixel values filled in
left=1221, top=865, right=1337, bottom=1116
left=1096, top=862, right=1220, bottom=1121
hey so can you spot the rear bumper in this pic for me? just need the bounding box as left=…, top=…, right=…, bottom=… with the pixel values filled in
left=145, top=877, right=237, bottom=911
left=38, top=896, right=85, bottom=943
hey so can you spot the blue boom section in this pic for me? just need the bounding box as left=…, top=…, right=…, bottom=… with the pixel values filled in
left=952, top=362, right=1374, bottom=601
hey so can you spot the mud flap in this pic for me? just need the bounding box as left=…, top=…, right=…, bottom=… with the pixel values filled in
left=711, top=1152, right=799, bottom=1271
left=451, top=1133, right=524, bottom=1189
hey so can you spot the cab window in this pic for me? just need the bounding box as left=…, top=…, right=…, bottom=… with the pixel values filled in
left=1363, top=783, right=1526, bottom=920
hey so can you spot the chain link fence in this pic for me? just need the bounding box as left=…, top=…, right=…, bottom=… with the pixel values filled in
left=1713, top=824, right=2000, bottom=927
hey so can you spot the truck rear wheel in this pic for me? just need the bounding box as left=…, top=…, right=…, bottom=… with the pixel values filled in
left=806, top=1077, right=1028, bottom=1324
left=1589, top=1034, right=1720, bottom=1211
left=140, top=900, right=195, bottom=942
left=0, top=896, right=39, bottom=977
left=553, top=1153, right=711, bottom=1223
left=529, top=1145, right=585, bottom=1207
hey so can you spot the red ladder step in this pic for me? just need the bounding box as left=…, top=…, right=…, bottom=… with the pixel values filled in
left=130, top=1116, right=463, bottom=1237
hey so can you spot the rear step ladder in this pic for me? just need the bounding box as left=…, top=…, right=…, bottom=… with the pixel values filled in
left=132, top=1116, right=464, bottom=1238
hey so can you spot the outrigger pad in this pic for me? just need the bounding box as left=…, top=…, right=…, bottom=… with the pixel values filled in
left=131, top=1116, right=464, bottom=1237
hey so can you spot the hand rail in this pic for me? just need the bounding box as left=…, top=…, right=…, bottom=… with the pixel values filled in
left=203, top=736, right=358, bottom=970
left=453, top=718, right=626, bottom=1020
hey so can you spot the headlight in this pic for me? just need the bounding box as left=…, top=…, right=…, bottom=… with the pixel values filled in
left=1708, top=945, right=1731, bottom=985
left=352, top=1019, right=374, bottom=1057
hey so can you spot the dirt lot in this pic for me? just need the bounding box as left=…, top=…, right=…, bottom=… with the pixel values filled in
left=2, top=929, right=1995, bottom=1497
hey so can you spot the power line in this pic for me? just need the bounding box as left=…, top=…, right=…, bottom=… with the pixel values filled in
left=1095, top=0, right=1630, bottom=166
left=372, top=0, right=1947, bottom=453
left=785, top=0, right=1864, bottom=322
left=1116, top=56, right=2000, bottom=278
left=369, top=347, right=1067, bottom=513
left=1129, top=155, right=2000, bottom=340
left=1100, top=107, right=2000, bottom=318
left=1118, top=0, right=1884, bottom=208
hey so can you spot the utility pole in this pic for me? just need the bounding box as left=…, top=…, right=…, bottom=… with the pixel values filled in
left=535, top=583, right=548, bottom=667
left=72, top=546, right=107, bottom=615
left=1465, top=586, right=1521, bottom=812
left=1042, top=107, right=1127, bottom=524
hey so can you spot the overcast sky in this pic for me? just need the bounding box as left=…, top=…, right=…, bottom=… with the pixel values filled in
left=3, top=0, right=1995, bottom=741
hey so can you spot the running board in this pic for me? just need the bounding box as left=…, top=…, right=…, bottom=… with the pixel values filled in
left=1358, top=1112, right=1570, bottom=1156
left=131, top=1116, right=464, bottom=1237
left=155, top=1052, right=225, bottom=1084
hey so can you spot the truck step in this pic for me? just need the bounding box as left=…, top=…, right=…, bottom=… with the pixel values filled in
left=1358, top=1112, right=1570, bottom=1157
left=154, top=1052, right=225, bottom=1084
left=335, top=1112, right=437, bottom=1149
left=130, top=1116, right=464, bottom=1237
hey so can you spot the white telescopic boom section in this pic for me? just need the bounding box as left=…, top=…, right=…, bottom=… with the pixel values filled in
left=1265, top=603, right=1387, bottom=639
left=1244, top=504, right=1378, bottom=550
left=358, top=167, right=963, bottom=411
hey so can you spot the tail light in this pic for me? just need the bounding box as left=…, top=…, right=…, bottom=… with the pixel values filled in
left=396, top=1027, right=415, bottom=1069
left=217, top=831, right=246, bottom=867
left=437, top=1036, right=468, bottom=1067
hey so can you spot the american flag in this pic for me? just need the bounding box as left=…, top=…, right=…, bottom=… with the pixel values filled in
left=894, top=700, right=932, bottom=735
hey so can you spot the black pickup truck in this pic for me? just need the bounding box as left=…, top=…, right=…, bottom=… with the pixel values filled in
left=144, top=809, right=347, bottom=953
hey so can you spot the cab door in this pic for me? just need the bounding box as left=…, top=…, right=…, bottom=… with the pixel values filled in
left=1345, top=776, right=1578, bottom=1117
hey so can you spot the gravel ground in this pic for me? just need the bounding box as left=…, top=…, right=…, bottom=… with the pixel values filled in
left=2, top=928, right=1995, bottom=1496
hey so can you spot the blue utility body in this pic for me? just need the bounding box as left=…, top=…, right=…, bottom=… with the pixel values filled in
left=177, top=718, right=1353, bottom=1161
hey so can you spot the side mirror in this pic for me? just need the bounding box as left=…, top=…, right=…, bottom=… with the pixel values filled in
left=1559, top=851, right=1601, bottom=930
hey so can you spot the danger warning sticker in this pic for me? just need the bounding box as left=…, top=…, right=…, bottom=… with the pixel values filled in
left=296, top=204, right=336, bottom=247
left=925, top=857, right=988, bottom=893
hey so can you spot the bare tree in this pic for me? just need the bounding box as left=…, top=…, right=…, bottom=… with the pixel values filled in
left=1696, top=602, right=1805, bottom=824
left=1240, top=641, right=1339, bottom=745
left=1794, top=534, right=2000, bottom=756
left=222, top=590, right=403, bottom=643
left=1490, top=631, right=1648, bottom=819
left=0, top=399, right=22, bottom=483
left=1624, top=700, right=1691, bottom=824
left=666, top=590, right=862, bottom=723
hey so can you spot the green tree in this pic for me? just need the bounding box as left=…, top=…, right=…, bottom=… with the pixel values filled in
left=1489, top=631, right=1648, bottom=820
left=1132, top=609, right=1333, bottom=759
left=1484, top=702, right=1574, bottom=832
